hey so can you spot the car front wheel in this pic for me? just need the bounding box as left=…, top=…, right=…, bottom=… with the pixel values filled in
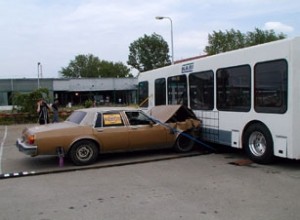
left=69, top=140, right=99, bottom=166
left=174, top=132, right=194, bottom=153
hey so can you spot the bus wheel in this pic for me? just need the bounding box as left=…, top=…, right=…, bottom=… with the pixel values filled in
left=174, top=132, right=194, bottom=153
left=243, top=123, right=274, bottom=164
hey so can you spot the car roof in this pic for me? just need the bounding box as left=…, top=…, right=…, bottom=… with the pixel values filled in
left=76, top=106, right=139, bottom=113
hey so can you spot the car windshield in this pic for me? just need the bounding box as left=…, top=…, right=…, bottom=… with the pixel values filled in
left=66, top=111, right=87, bottom=124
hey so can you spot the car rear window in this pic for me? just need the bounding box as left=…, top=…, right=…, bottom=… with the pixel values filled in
left=66, top=111, right=87, bottom=124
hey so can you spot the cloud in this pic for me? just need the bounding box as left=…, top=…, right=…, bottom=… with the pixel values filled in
left=175, top=30, right=208, bottom=59
left=0, top=0, right=299, bottom=78
left=264, top=22, right=294, bottom=32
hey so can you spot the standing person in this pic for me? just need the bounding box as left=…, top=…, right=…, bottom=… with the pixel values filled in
left=37, top=98, right=50, bottom=125
left=52, top=99, right=59, bottom=123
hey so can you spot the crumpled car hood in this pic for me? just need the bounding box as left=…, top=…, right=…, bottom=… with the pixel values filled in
left=147, top=105, right=197, bottom=123
left=147, top=105, right=201, bottom=131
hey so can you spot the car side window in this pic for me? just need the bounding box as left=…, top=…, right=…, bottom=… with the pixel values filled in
left=126, top=111, right=154, bottom=126
left=103, top=113, right=124, bottom=127
left=95, top=113, right=102, bottom=128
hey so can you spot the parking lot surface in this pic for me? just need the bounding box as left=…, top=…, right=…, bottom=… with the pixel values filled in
left=1, top=124, right=300, bottom=220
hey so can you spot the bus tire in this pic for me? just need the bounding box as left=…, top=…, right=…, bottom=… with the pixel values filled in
left=174, top=132, right=194, bottom=153
left=243, top=123, right=274, bottom=164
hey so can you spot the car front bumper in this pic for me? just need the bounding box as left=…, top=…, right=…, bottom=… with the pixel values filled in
left=16, top=139, right=37, bottom=156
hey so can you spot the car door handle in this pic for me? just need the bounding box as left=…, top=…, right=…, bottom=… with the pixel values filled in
left=96, top=129, right=104, bottom=132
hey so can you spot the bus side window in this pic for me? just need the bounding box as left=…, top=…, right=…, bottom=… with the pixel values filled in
left=189, top=70, right=214, bottom=110
left=138, top=81, right=149, bottom=107
left=155, top=78, right=166, bottom=106
left=254, top=59, right=287, bottom=114
left=167, top=75, right=188, bottom=106
left=217, top=65, right=251, bottom=112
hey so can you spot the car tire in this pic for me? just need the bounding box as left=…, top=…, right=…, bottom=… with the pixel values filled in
left=174, top=132, right=194, bottom=153
left=69, top=140, right=99, bottom=166
left=243, top=123, right=274, bottom=164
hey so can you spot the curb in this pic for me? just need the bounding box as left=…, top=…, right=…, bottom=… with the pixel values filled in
left=0, top=151, right=206, bottom=180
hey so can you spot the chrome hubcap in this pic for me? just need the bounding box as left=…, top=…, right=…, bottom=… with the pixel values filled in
left=77, top=146, right=92, bottom=161
left=248, top=131, right=266, bottom=157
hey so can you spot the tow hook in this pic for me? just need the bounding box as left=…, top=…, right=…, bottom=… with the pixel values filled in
left=56, top=147, right=65, bottom=167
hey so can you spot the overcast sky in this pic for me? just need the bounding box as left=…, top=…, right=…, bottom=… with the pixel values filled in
left=0, top=0, right=299, bottom=79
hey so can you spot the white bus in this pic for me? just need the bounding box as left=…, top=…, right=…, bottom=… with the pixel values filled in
left=138, top=36, right=300, bottom=164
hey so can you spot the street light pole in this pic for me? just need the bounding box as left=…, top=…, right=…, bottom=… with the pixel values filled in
left=155, top=16, right=174, bottom=64
left=37, top=62, right=40, bottom=89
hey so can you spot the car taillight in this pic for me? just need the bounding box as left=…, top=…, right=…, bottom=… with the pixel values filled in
left=27, top=135, right=35, bottom=145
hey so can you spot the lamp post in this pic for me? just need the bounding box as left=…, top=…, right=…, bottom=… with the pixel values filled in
left=155, top=16, right=174, bottom=64
left=37, top=62, right=40, bottom=88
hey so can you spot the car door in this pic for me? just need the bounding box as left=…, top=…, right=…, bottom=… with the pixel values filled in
left=125, top=111, right=172, bottom=150
left=93, top=112, right=129, bottom=152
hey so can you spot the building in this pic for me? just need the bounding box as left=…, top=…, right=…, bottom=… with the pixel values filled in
left=0, top=77, right=138, bottom=107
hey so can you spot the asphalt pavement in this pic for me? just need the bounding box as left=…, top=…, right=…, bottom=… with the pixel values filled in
left=1, top=124, right=300, bottom=220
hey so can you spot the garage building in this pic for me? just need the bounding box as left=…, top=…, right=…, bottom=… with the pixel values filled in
left=0, top=77, right=138, bottom=108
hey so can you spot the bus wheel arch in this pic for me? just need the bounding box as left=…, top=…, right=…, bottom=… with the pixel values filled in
left=242, top=121, right=274, bottom=164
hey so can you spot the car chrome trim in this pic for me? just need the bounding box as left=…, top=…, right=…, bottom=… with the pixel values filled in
left=16, top=138, right=37, bottom=156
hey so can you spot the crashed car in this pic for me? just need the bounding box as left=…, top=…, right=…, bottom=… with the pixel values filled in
left=16, top=105, right=201, bottom=166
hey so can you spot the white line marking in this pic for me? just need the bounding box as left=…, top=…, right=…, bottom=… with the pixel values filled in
left=0, top=126, right=8, bottom=174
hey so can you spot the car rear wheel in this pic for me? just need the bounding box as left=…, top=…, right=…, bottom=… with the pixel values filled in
left=174, top=132, right=194, bottom=153
left=69, top=140, right=99, bottom=166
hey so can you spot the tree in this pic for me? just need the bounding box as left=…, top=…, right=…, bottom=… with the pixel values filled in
left=60, top=54, right=132, bottom=78
left=127, top=33, right=171, bottom=73
left=204, top=28, right=286, bottom=55
left=98, top=61, right=133, bottom=78
left=12, top=88, right=50, bottom=114
left=245, top=28, right=286, bottom=47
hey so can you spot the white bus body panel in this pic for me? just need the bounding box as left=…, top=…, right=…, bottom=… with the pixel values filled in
left=138, top=37, right=300, bottom=160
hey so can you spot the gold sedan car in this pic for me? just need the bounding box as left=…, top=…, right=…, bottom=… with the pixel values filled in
left=16, top=105, right=201, bottom=166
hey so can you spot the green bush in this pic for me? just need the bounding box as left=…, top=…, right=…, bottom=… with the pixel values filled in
left=84, top=99, right=93, bottom=108
left=11, top=88, right=50, bottom=115
left=0, top=113, right=36, bottom=125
